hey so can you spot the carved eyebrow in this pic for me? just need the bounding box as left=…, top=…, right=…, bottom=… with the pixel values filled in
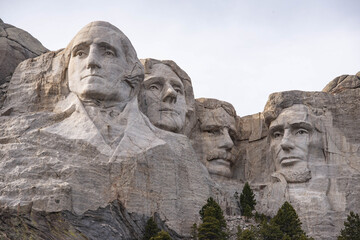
left=200, top=124, right=222, bottom=131
left=71, top=42, right=90, bottom=53
left=290, top=122, right=313, bottom=130
left=269, top=125, right=284, bottom=134
left=143, top=77, right=165, bottom=86
left=169, top=78, right=184, bottom=89
left=97, top=42, right=118, bottom=56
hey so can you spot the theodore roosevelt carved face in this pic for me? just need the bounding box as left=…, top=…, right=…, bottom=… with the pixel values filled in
left=269, top=104, right=323, bottom=183
left=192, top=99, right=237, bottom=178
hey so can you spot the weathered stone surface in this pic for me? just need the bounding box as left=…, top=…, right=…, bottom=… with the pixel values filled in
left=0, top=21, right=48, bottom=105
left=256, top=89, right=360, bottom=240
left=139, top=58, right=196, bottom=136
left=190, top=98, right=240, bottom=179
left=323, top=71, right=360, bottom=93
left=1, top=20, right=360, bottom=240
left=0, top=21, right=211, bottom=239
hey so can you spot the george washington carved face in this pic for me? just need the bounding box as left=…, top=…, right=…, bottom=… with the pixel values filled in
left=66, top=22, right=142, bottom=103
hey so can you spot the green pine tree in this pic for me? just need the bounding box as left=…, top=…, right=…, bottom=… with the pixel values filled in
left=150, top=230, right=172, bottom=240
left=271, top=201, right=305, bottom=239
left=143, top=217, right=160, bottom=240
left=338, top=211, right=360, bottom=240
left=191, top=223, right=198, bottom=240
left=238, top=226, right=259, bottom=240
left=198, top=209, right=222, bottom=240
left=199, top=197, right=226, bottom=229
left=240, top=182, right=256, bottom=216
left=236, top=225, right=242, bottom=240
left=198, top=198, right=228, bottom=240
left=243, top=205, right=253, bottom=221
left=282, top=234, right=291, bottom=240
left=259, top=220, right=284, bottom=240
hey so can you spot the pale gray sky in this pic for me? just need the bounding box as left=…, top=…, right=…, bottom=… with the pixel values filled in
left=1, top=0, right=360, bottom=116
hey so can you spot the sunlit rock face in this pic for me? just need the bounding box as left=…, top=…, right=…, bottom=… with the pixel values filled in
left=139, top=58, right=195, bottom=136
left=257, top=89, right=360, bottom=240
left=1, top=19, right=360, bottom=240
left=0, top=20, right=48, bottom=106
left=0, top=21, right=211, bottom=239
left=190, top=98, right=238, bottom=178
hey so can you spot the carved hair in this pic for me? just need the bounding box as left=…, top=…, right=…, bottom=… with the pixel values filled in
left=195, top=98, right=237, bottom=118
left=263, top=90, right=325, bottom=131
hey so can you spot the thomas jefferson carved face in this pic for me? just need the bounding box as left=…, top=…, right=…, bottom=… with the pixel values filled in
left=139, top=63, right=187, bottom=133
left=67, top=24, right=132, bottom=102
left=269, top=104, right=323, bottom=183
left=193, top=101, right=237, bottom=178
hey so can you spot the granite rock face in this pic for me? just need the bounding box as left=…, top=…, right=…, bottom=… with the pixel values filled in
left=1, top=20, right=360, bottom=240
left=0, top=21, right=211, bottom=239
left=0, top=21, right=48, bottom=105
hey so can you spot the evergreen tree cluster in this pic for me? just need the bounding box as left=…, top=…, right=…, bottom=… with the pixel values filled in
left=143, top=217, right=172, bottom=240
left=237, top=201, right=313, bottom=240
left=338, top=211, right=360, bottom=240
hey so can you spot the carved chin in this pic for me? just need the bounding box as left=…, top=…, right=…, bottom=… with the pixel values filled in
left=280, top=167, right=311, bottom=183
left=206, top=160, right=233, bottom=178
left=154, top=115, right=184, bottom=133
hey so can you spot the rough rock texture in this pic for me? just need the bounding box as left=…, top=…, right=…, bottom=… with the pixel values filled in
left=0, top=21, right=48, bottom=105
left=323, top=72, right=360, bottom=93
left=1, top=20, right=360, bottom=240
left=0, top=21, right=212, bottom=239
left=257, top=89, right=360, bottom=240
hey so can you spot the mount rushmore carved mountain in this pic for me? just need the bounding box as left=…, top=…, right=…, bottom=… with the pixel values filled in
left=0, top=21, right=359, bottom=240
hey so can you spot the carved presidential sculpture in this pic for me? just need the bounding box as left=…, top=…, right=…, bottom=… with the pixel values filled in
left=139, top=58, right=195, bottom=135
left=190, top=98, right=238, bottom=178
left=268, top=104, right=324, bottom=183
left=1, top=20, right=360, bottom=240
left=0, top=21, right=210, bottom=238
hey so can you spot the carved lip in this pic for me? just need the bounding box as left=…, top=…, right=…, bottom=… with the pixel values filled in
left=209, top=158, right=231, bottom=167
left=159, top=108, right=179, bottom=114
left=81, top=74, right=103, bottom=80
left=280, top=157, right=301, bottom=165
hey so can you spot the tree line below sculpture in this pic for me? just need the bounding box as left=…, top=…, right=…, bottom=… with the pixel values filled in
left=1, top=20, right=360, bottom=239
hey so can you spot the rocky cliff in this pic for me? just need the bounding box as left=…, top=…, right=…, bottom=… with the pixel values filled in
left=0, top=21, right=359, bottom=240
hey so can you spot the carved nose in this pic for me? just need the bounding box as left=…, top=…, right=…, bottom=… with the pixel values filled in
left=219, top=128, right=234, bottom=150
left=86, top=49, right=101, bottom=69
left=280, top=135, right=294, bottom=151
left=162, top=84, right=177, bottom=103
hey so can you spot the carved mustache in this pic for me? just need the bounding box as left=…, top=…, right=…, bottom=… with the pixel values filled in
left=206, top=151, right=236, bottom=164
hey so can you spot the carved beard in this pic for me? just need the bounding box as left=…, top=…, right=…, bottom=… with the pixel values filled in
left=279, top=167, right=311, bottom=183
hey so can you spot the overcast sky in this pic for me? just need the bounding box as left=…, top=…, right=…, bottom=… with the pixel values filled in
left=1, top=0, right=360, bottom=116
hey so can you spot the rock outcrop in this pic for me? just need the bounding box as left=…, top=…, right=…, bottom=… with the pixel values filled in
left=0, top=20, right=359, bottom=240
left=0, top=20, right=48, bottom=106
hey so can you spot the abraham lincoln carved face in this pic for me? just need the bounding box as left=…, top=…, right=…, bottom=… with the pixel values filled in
left=269, top=104, right=324, bottom=183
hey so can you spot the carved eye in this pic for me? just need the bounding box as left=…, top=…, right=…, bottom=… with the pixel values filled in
left=105, top=50, right=115, bottom=56
left=296, top=129, right=308, bottom=135
left=174, top=88, right=183, bottom=94
left=149, top=85, right=159, bottom=90
left=272, top=131, right=283, bottom=139
left=206, top=129, right=220, bottom=135
left=75, top=50, right=86, bottom=57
